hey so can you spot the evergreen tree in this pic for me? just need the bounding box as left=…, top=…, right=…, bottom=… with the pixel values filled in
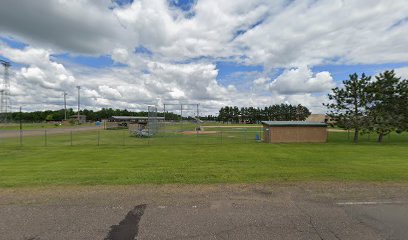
left=324, top=73, right=371, bottom=143
left=397, top=78, right=408, bottom=133
left=367, top=70, right=401, bottom=142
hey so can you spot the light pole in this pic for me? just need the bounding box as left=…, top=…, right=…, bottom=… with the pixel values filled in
left=64, top=91, right=67, bottom=121
left=76, top=86, right=81, bottom=123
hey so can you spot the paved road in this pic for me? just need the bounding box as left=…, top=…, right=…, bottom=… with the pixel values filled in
left=0, top=126, right=103, bottom=138
left=1, top=183, right=408, bottom=240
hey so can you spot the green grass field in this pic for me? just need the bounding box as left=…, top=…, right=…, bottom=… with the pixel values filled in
left=0, top=122, right=95, bottom=130
left=0, top=126, right=407, bottom=188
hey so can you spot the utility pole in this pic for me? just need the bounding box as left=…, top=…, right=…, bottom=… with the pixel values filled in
left=0, top=60, right=11, bottom=123
left=0, top=90, right=3, bottom=121
left=64, top=91, right=67, bottom=120
left=76, top=86, right=81, bottom=123
left=19, top=106, right=22, bottom=146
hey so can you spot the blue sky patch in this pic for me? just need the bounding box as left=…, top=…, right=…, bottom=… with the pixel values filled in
left=135, top=46, right=153, bottom=56
left=313, top=62, right=408, bottom=82
left=168, top=0, right=196, bottom=11
left=113, top=0, right=134, bottom=7
left=216, top=61, right=264, bottom=86
left=0, top=56, right=27, bottom=69
left=0, top=56, right=12, bottom=65
left=52, top=53, right=118, bottom=68
left=168, top=0, right=196, bottom=18
left=232, top=17, right=266, bottom=40
left=0, top=36, right=28, bottom=50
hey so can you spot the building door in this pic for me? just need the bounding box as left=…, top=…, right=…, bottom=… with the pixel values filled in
left=264, top=127, right=270, bottom=143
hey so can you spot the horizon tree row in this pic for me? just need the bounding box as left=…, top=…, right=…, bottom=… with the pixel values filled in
left=325, top=70, right=408, bottom=143
left=10, top=108, right=181, bottom=122
left=218, top=104, right=311, bottom=123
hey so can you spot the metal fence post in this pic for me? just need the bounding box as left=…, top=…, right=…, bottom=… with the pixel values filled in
left=123, top=130, right=125, bottom=146
left=196, top=128, right=199, bottom=145
left=97, top=130, right=100, bottom=146
left=220, top=130, right=223, bottom=144
left=44, top=129, right=47, bottom=147
left=70, top=131, right=73, bottom=146
left=19, top=130, right=23, bottom=146
left=19, top=106, right=23, bottom=146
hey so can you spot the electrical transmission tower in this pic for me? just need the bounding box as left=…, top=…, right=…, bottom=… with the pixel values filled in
left=0, top=60, right=11, bottom=123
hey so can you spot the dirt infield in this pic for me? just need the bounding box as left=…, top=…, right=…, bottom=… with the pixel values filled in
left=328, top=128, right=347, bottom=132
left=179, top=131, right=217, bottom=135
left=204, top=125, right=261, bottom=128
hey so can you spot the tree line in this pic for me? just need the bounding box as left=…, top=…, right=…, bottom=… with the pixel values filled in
left=218, top=104, right=311, bottom=123
left=325, top=70, right=408, bottom=143
left=9, top=104, right=312, bottom=124
left=10, top=108, right=181, bottom=122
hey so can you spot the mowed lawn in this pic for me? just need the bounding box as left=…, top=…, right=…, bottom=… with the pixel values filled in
left=0, top=131, right=407, bottom=188
left=0, top=122, right=96, bottom=130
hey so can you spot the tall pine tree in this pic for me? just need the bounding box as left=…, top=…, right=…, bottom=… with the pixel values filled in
left=397, top=78, right=408, bottom=133
left=324, top=73, right=371, bottom=143
left=367, top=70, right=401, bottom=142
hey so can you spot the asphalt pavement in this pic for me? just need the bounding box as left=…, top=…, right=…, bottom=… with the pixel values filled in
left=1, top=183, right=408, bottom=240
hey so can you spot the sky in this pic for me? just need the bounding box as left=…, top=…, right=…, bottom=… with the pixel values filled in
left=1, top=0, right=408, bottom=115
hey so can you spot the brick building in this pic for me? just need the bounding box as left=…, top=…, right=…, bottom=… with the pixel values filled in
left=262, top=121, right=327, bottom=143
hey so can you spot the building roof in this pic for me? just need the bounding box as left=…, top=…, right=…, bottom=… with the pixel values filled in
left=262, top=121, right=327, bottom=127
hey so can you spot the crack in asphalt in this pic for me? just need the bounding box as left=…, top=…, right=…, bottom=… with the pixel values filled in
left=104, top=204, right=146, bottom=240
left=292, top=202, right=325, bottom=240
left=24, top=237, right=41, bottom=240
left=308, top=215, right=324, bottom=240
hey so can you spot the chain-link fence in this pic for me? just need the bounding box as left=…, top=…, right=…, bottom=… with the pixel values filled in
left=0, top=125, right=265, bottom=147
left=1, top=125, right=407, bottom=147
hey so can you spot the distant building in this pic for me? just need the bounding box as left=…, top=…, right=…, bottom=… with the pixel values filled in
left=69, top=115, right=87, bottom=124
left=306, top=114, right=327, bottom=123
left=105, top=116, right=164, bottom=129
left=262, top=121, right=327, bottom=143
left=306, top=114, right=335, bottom=125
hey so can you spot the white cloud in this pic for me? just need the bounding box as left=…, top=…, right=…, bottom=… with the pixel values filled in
left=0, top=0, right=131, bottom=54
left=284, top=94, right=328, bottom=114
left=111, top=48, right=129, bottom=63
left=269, top=66, right=335, bottom=94
left=0, top=45, right=76, bottom=110
left=253, top=77, right=270, bottom=86
left=48, top=61, right=238, bottom=114
left=1, top=0, right=408, bottom=66
left=395, top=67, right=408, bottom=79
left=2, top=0, right=408, bottom=114
left=234, top=0, right=408, bottom=68
left=0, top=46, right=50, bottom=66
left=98, top=85, right=122, bottom=100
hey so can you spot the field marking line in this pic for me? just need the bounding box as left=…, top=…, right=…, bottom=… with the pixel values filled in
left=336, top=201, right=405, bottom=205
